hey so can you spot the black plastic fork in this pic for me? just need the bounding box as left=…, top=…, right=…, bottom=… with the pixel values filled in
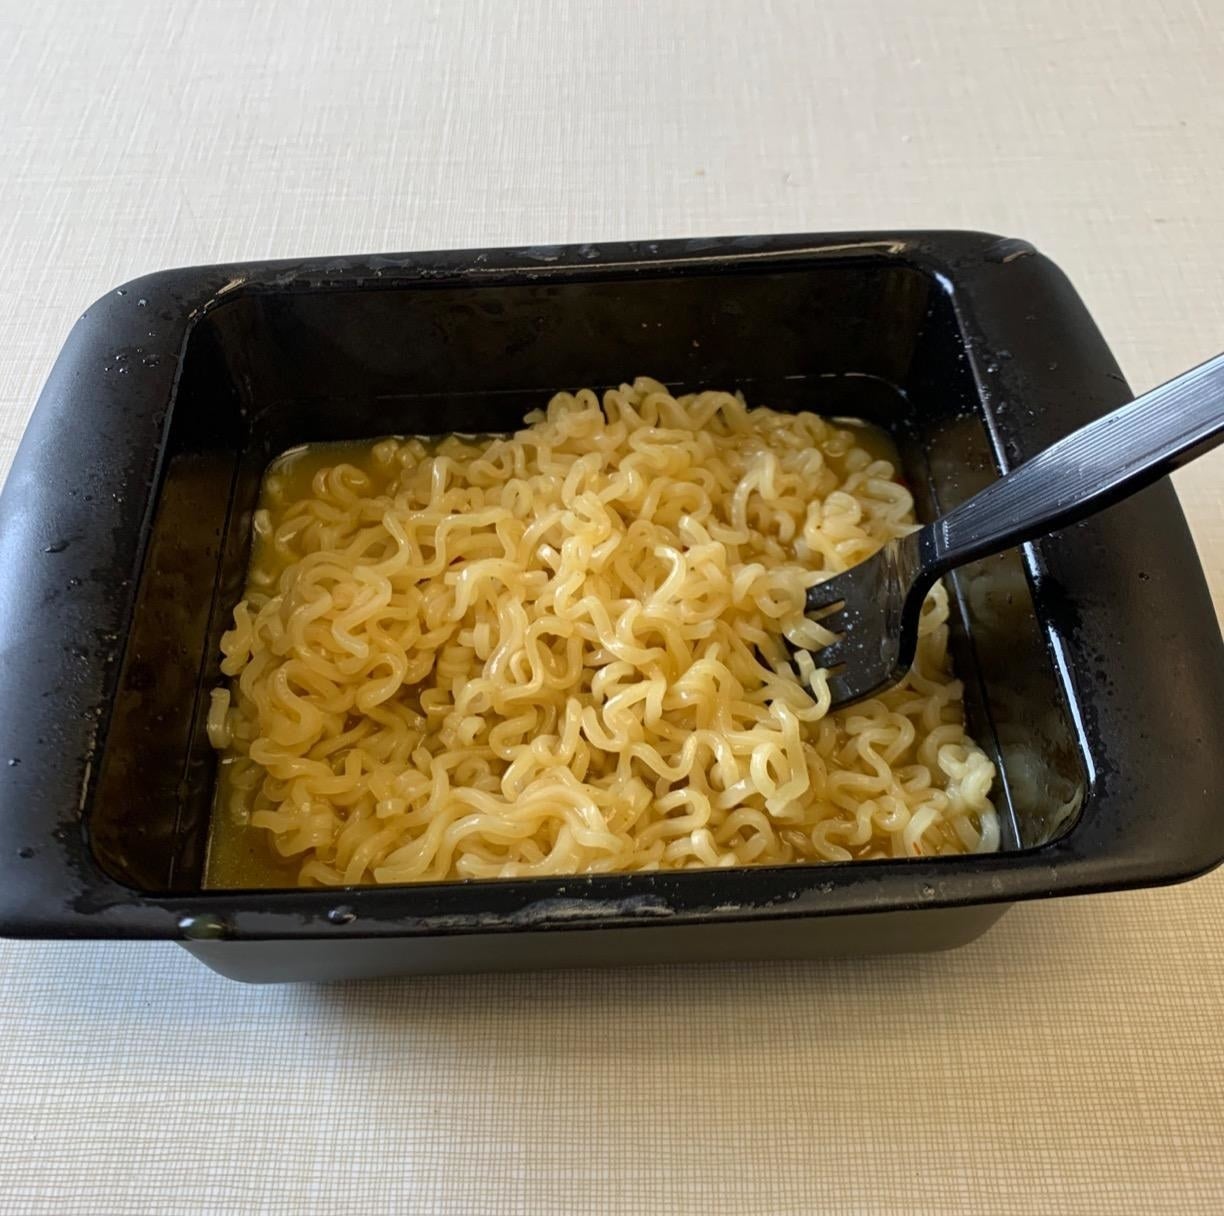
left=805, top=352, right=1224, bottom=708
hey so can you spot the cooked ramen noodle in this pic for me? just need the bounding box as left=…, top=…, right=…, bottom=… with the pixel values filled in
left=206, top=379, right=998, bottom=887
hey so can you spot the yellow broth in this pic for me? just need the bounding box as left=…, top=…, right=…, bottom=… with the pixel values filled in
left=204, top=417, right=907, bottom=889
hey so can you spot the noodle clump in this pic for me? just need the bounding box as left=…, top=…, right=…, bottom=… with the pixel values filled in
left=209, top=379, right=998, bottom=885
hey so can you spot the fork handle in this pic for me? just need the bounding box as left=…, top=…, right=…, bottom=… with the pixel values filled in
left=926, top=352, right=1224, bottom=571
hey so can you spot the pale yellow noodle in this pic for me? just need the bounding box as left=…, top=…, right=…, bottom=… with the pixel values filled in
left=209, top=379, right=997, bottom=886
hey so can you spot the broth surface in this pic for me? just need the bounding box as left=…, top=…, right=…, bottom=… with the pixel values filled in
left=205, top=383, right=996, bottom=888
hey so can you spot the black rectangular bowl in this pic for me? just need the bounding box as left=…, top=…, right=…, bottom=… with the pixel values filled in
left=1, top=231, right=1221, bottom=984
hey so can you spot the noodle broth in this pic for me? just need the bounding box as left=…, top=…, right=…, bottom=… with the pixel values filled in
left=205, top=382, right=997, bottom=889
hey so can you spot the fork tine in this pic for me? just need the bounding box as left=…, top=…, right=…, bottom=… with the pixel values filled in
left=790, top=537, right=931, bottom=710
left=825, top=670, right=866, bottom=709
left=803, top=562, right=879, bottom=706
left=812, top=643, right=846, bottom=670
left=804, top=577, right=849, bottom=614
left=808, top=605, right=847, bottom=635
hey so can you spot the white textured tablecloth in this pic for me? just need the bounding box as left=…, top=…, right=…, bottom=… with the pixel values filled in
left=1, top=2, right=1222, bottom=1213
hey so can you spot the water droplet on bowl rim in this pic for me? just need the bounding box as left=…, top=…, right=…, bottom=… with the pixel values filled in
left=178, top=913, right=229, bottom=941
